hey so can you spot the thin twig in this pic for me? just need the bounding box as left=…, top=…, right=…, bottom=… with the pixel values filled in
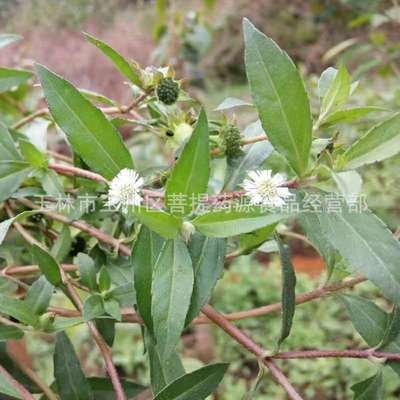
left=201, top=304, right=304, bottom=400
left=4, top=202, right=41, bottom=247
left=12, top=108, right=48, bottom=130
left=273, top=349, right=400, bottom=361
left=58, top=268, right=126, bottom=400
left=211, top=134, right=268, bottom=156
left=16, top=198, right=132, bottom=255
left=0, top=364, right=36, bottom=400
left=9, top=359, right=58, bottom=400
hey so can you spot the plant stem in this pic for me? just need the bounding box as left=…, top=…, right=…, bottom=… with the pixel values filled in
left=201, top=305, right=304, bottom=400
left=273, top=349, right=400, bottom=361
left=211, top=134, right=268, bottom=156
left=59, top=269, right=126, bottom=400
left=0, top=364, right=36, bottom=400
left=12, top=108, right=48, bottom=130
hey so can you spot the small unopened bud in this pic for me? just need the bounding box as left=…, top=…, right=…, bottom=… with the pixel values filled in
left=181, top=221, right=196, bottom=242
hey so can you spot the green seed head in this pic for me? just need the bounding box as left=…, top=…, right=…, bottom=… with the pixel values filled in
left=156, top=77, right=180, bottom=105
left=220, top=124, right=243, bottom=158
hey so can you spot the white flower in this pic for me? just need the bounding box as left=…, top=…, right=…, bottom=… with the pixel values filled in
left=242, top=170, right=290, bottom=207
left=107, top=169, right=144, bottom=213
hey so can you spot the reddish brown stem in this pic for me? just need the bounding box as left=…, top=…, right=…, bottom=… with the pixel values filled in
left=201, top=304, right=304, bottom=400
left=60, top=269, right=126, bottom=400
left=274, top=349, right=400, bottom=361
left=0, top=364, right=35, bottom=400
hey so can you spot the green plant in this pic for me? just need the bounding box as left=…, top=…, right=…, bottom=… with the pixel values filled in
left=0, top=15, right=400, bottom=400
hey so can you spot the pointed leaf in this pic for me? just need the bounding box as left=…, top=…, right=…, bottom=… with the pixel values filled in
left=321, top=106, right=387, bottom=127
left=153, top=363, right=229, bottom=400
left=32, top=245, right=62, bottom=286
left=318, top=207, right=400, bottom=304
left=0, top=210, right=38, bottom=245
left=131, top=206, right=182, bottom=238
left=132, top=226, right=164, bottom=333
left=84, top=33, right=141, bottom=86
left=25, top=276, right=54, bottom=315
left=244, top=18, right=312, bottom=176
left=0, top=324, right=24, bottom=341
left=0, top=67, right=32, bottom=93
left=151, top=238, right=194, bottom=359
left=83, top=294, right=105, bottom=321
left=342, top=112, right=400, bottom=169
left=276, top=239, right=296, bottom=348
left=0, top=160, right=32, bottom=202
left=351, top=372, right=383, bottom=400
left=166, top=109, right=209, bottom=216
left=0, top=122, right=21, bottom=160
left=145, top=331, right=185, bottom=395
left=0, top=294, right=38, bottom=326
left=0, top=371, right=23, bottom=399
left=192, top=208, right=287, bottom=238
left=186, top=234, right=226, bottom=324
left=87, top=377, right=145, bottom=399
left=36, top=64, right=133, bottom=180
left=77, top=253, right=98, bottom=291
left=54, top=332, right=94, bottom=400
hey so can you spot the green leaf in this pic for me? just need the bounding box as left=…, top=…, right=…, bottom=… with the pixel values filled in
left=192, top=208, right=287, bottom=238
left=83, top=294, right=105, bottom=321
left=0, top=160, right=32, bottom=202
left=104, top=299, right=121, bottom=321
left=342, top=113, right=400, bottom=169
left=0, top=67, right=32, bottom=93
left=36, top=64, right=133, bottom=180
left=299, top=212, right=336, bottom=274
left=32, top=245, right=62, bottom=286
left=0, top=294, right=38, bottom=326
left=351, top=372, right=383, bottom=400
left=238, top=223, right=277, bottom=254
left=331, top=170, right=362, bottom=204
left=132, top=226, right=164, bottom=333
left=0, top=370, right=23, bottom=399
left=0, top=33, right=22, bottom=49
left=87, top=377, right=145, bottom=400
left=379, top=305, right=400, bottom=350
left=319, top=64, right=351, bottom=122
left=340, top=295, right=400, bottom=375
left=54, top=332, right=94, bottom=400
left=166, top=109, right=209, bottom=216
left=151, top=238, right=194, bottom=359
left=276, top=239, right=296, bottom=348
left=153, top=363, right=229, bottom=400
left=318, top=207, right=400, bottom=304
left=77, top=253, right=98, bottom=291
left=243, top=18, right=312, bottom=176
left=95, top=318, right=115, bottom=347
left=19, top=139, right=48, bottom=168
left=41, top=169, right=65, bottom=198
left=25, top=276, right=54, bottom=316
left=145, top=331, right=185, bottom=395
left=320, top=107, right=387, bottom=127
left=79, top=88, right=116, bottom=106
left=0, top=210, right=38, bottom=245
left=186, top=234, right=226, bottom=324
left=51, top=226, right=71, bottom=262
left=0, top=324, right=24, bottom=341
left=0, top=122, right=22, bottom=160
left=84, top=33, right=141, bottom=86
left=98, top=266, right=111, bottom=292
left=317, top=67, right=337, bottom=98
left=131, top=206, right=182, bottom=238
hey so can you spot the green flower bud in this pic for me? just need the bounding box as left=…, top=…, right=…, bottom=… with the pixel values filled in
left=157, top=77, right=180, bottom=105
left=220, top=124, right=243, bottom=158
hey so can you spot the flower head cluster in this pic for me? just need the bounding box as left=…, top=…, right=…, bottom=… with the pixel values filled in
left=107, top=169, right=144, bottom=213
left=243, top=169, right=290, bottom=207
